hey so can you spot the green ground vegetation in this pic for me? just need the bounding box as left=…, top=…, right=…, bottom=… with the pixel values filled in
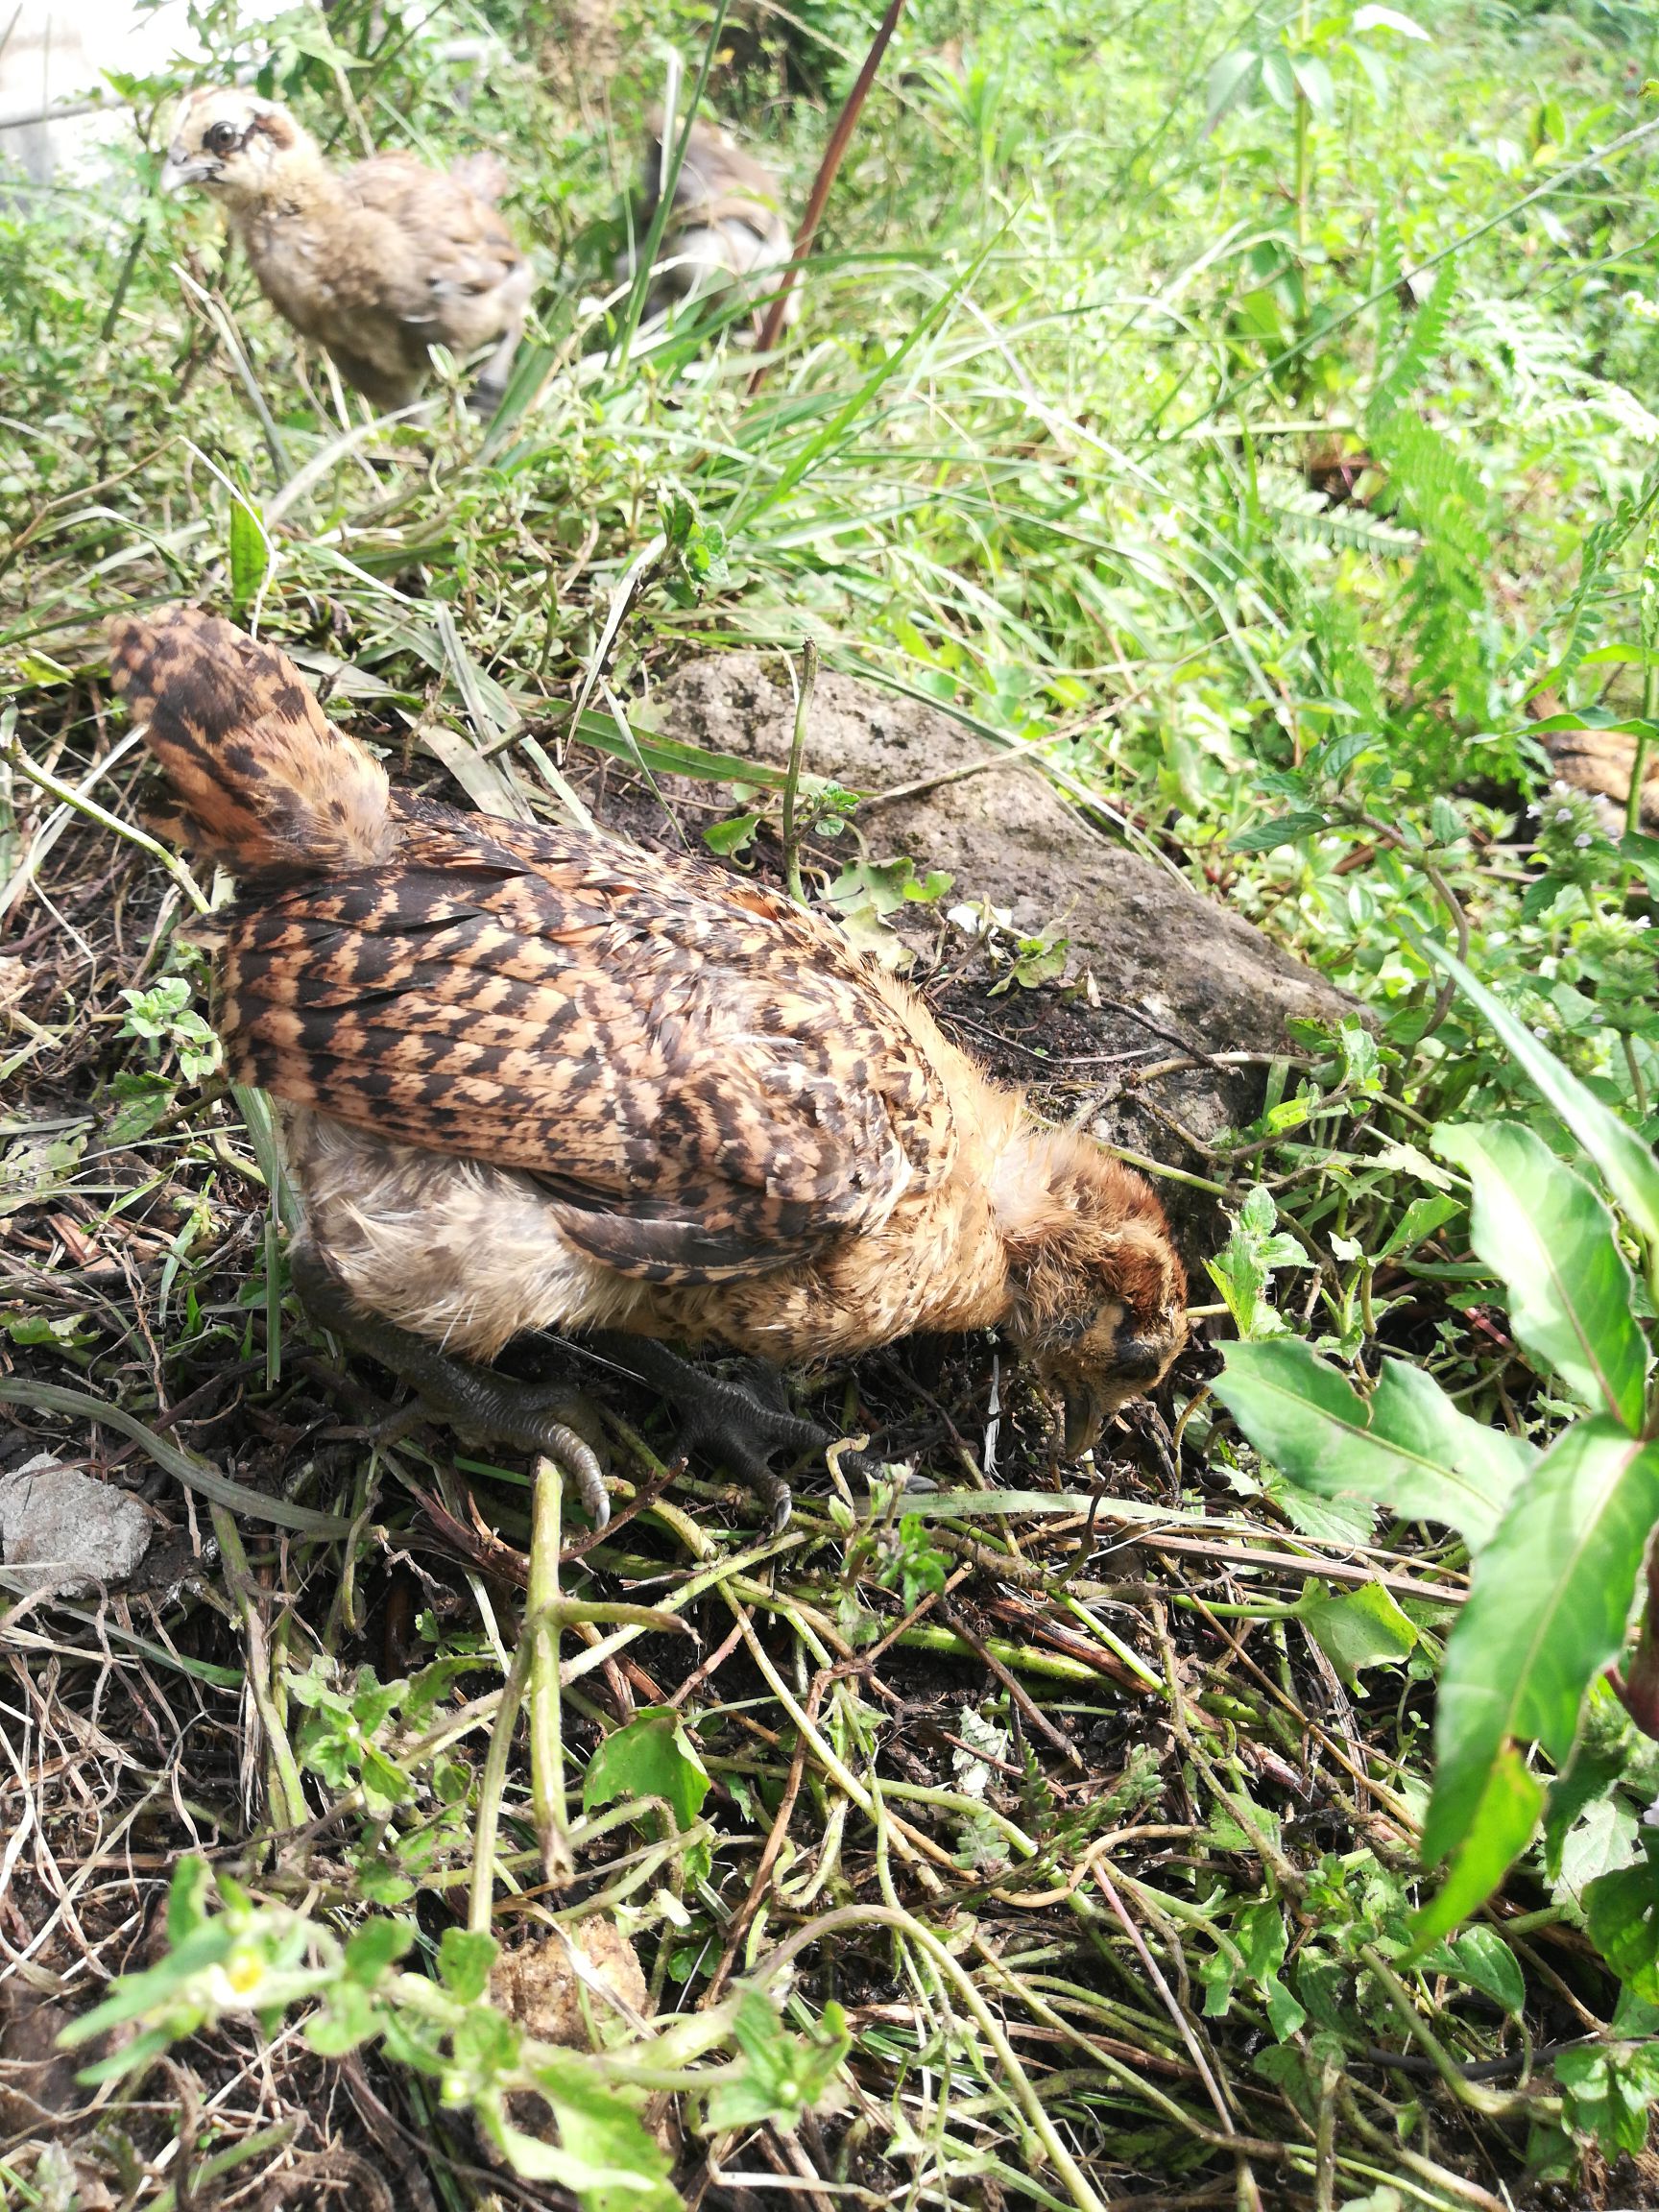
left=7, top=0, right=1659, bottom=2203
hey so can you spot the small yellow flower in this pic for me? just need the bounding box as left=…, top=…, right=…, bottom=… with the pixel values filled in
left=225, top=1946, right=266, bottom=1995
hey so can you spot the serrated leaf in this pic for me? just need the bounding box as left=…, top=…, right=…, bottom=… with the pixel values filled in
left=1338, top=1018, right=1383, bottom=1092
left=1421, top=1421, right=1659, bottom=1884
left=1214, top=1338, right=1532, bottom=1548
left=1584, top=1856, right=1659, bottom=2000
left=1435, top=1121, right=1648, bottom=1431
left=1434, top=950, right=1659, bottom=1254
left=1418, top=1925, right=1527, bottom=2015
left=438, top=1926, right=498, bottom=2004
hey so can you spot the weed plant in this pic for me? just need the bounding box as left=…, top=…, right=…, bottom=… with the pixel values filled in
left=5, top=0, right=1659, bottom=2202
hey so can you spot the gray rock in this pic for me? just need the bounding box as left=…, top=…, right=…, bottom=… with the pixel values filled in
left=0, top=1454, right=153, bottom=1598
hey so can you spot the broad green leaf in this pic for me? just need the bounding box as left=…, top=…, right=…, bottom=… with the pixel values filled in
left=1199, top=1948, right=1237, bottom=2016
left=1352, top=3, right=1431, bottom=36
left=1555, top=1791, right=1641, bottom=1896
left=486, top=2098, right=674, bottom=2201
left=1376, top=1191, right=1459, bottom=1260
left=166, top=1855, right=213, bottom=1947
left=1227, top=808, right=1327, bottom=852
left=1214, top=1338, right=1532, bottom=1548
left=1433, top=949, right=1659, bottom=1254
left=1296, top=1579, right=1418, bottom=1688
left=702, top=809, right=762, bottom=856
left=1584, top=1854, right=1659, bottom=2001
left=305, top=1980, right=377, bottom=2056
left=1205, top=46, right=1262, bottom=132
left=707, top=1991, right=851, bottom=2131
left=1260, top=46, right=1297, bottom=107
left=1543, top=1717, right=1627, bottom=1881
left=582, top=1708, right=710, bottom=1835
left=1436, top=1121, right=1647, bottom=1431
left=504, top=2043, right=677, bottom=2202
left=1556, top=2039, right=1659, bottom=2159
left=1237, top=1899, right=1286, bottom=1981
left=344, top=1917, right=415, bottom=1987
left=1409, top=1744, right=1544, bottom=1947
left=1417, top=1925, right=1527, bottom=2015
left=1421, top=1421, right=1659, bottom=1877
left=1290, top=55, right=1335, bottom=117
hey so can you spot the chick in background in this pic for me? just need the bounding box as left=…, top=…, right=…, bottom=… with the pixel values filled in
left=158, top=86, right=532, bottom=413
left=624, top=109, right=800, bottom=341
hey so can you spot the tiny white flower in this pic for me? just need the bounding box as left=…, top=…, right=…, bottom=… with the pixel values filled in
left=1574, top=833, right=1594, bottom=849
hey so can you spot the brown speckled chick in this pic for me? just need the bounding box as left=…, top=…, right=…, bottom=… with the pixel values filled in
left=160, top=88, right=532, bottom=411
left=107, top=608, right=1187, bottom=1526
left=634, top=113, right=799, bottom=334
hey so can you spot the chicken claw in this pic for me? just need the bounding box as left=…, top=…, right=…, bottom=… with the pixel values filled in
left=291, top=1245, right=612, bottom=1529
left=589, top=1335, right=834, bottom=1533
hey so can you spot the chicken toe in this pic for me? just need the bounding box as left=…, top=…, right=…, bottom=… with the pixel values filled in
left=588, top=1335, right=834, bottom=1533
left=291, top=1243, right=612, bottom=1527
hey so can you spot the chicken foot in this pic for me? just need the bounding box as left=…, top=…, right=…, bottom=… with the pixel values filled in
left=289, top=1244, right=613, bottom=1529
left=583, top=1334, right=835, bottom=1535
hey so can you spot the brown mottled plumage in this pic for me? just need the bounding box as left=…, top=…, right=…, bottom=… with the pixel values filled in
left=108, top=608, right=1187, bottom=1462
left=632, top=113, right=800, bottom=334
left=160, top=88, right=532, bottom=410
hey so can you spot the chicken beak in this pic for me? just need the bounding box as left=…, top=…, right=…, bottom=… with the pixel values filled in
left=159, top=156, right=214, bottom=194
left=1061, top=1383, right=1105, bottom=1460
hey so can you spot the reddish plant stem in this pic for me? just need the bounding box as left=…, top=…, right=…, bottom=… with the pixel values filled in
left=748, top=0, right=907, bottom=384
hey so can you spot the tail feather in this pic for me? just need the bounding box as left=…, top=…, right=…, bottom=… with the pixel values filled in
left=107, top=607, right=395, bottom=878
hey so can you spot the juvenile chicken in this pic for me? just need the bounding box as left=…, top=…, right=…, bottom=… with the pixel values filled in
left=159, top=87, right=532, bottom=412
left=107, top=608, right=1187, bottom=1526
left=630, top=111, right=799, bottom=336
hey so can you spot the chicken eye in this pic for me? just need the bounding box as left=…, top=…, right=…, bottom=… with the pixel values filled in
left=204, top=121, right=243, bottom=156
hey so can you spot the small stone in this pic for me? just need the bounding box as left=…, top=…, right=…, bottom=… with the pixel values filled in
left=0, top=1455, right=153, bottom=1598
